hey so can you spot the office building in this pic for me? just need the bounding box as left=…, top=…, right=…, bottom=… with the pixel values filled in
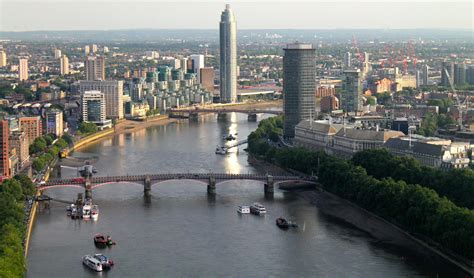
left=219, top=4, right=237, bottom=103
left=145, top=51, right=159, bottom=59
left=180, top=58, right=188, bottom=72
left=9, top=131, right=29, bottom=168
left=19, top=116, right=42, bottom=145
left=0, top=50, right=6, bottom=67
left=468, top=66, right=474, bottom=85
left=200, top=67, right=215, bottom=92
left=441, top=61, right=454, bottom=86
left=60, top=55, right=69, bottom=75
left=19, top=58, right=28, bottom=81
left=54, top=49, right=62, bottom=59
left=46, top=110, right=64, bottom=137
left=79, top=80, right=124, bottom=119
left=343, top=52, right=351, bottom=69
left=85, top=56, right=105, bottom=81
left=189, top=54, right=205, bottom=81
left=283, top=43, right=316, bottom=138
left=454, top=63, right=466, bottom=85
left=91, top=44, right=98, bottom=53
left=0, top=120, right=9, bottom=178
left=171, top=69, right=184, bottom=81
left=82, top=91, right=107, bottom=123
left=341, top=69, right=362, bottom=113
left=422, top=64, right=429, bottom=86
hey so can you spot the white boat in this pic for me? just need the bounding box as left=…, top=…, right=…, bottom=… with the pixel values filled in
left=91, top=205, right=99, bottom=221
left=237, top=205, right=250, bottom=214
left=250, top=203, right=267, bottom=215
left=82, top=255, right=103, bottom=272
left=82, top=205, right=91, bottom=220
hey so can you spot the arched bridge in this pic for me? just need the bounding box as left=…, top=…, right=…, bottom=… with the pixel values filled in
left=40, top=173, right=316, bottom=198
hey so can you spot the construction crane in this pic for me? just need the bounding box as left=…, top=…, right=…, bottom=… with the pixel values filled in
left=444, top=68, right=469, bottom=131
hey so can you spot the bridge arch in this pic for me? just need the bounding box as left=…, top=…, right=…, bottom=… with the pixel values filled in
left=38, top=184, right=84, bottom=191
left=91, top=181, right=144, bottom=189
left=151, top=179, right=208, bottom=187
left=215, top=179, right=266, bottom=186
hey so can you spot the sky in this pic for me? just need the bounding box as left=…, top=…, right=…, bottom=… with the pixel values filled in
left=0, top=0, right=472, bottom=31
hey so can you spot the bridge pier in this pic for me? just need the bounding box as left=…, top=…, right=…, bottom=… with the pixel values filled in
left=247, top=113, right=257, bottom=122
left=264, top=175, right=274, bottom=194
left=207, top=176, right=216, bottom=195
left=144, top=176, right=151, bottom=197
left=84, top=179, right=92, bottom=200
left=189, top=112, right=199, bottom=121
left=217, top=113, right=228, bottom=121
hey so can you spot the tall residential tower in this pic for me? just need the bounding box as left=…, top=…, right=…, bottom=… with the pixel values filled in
left=219, top=4, right=237, bottom=103
left=283, top=43, right=316, bottom=138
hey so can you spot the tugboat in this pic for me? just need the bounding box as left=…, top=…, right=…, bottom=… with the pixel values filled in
left=250, top=202, right=266, bottom=215
left=94, top=234, right=116, bottom=247
left=91, top=205, right=99, bottom=221
left=82, top=255, right=103, bottom=272
left=276, top=217, right=298, bottom=229
left=93, top=254, right=114, bottom=269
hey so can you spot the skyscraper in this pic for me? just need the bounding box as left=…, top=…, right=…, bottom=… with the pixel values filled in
left=219, top=4, right=237, bottom=103
left=79, top=80, right=124, bottom=119
left=46, top=110, right=64, bottom=137
left=0, top=50, right=6, bottom=67
left=54, top=49, right=62, bottom=59
left=85, top=56, right=105, bottom=81
left=19, top=58, right=28, bottom=81
left=343, top=52, right=351, bottom=69
left=283, top=43, right=316, bottom=138
left=0, top=120, right=9, bottom=178
left=454, top=63, right=466, bottom=85
left=341, top=69, right=363, bottom=113
left=84, top=45, right=90, bottom=56
left=60, top=55, right=69, bottom=75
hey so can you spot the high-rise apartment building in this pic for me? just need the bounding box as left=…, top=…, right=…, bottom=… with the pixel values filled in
left=454, top=63, right=466, bottom=85
left=189, top=54, right=205, bottom=81
left=283, top=43, right=316, bottom=138
left=343, top=52, right=351, bottom=69
left=79, top=80, right=124, bottom=119
left=0, top=50, right=7, bottom=67
left=341, top=69, right=363, bottom=113
left=46, top=110, right=64, bottom=137
left=200, top=67, right=215, bottom=92
left=19, top=116, right=42, bottom=145
left=60, top=55, right=69, bottom=75
left=19, top=58, right=29, bottom=81
left=91, top=44, right=98, bottom=53
left=82, top=91, right=106, bottom=123
left=54, top=49, right=62, bottom=59
left=9, top=131, right=29, bottom=168
left=219, top=4, right=237, bottom=103
left=0, top=120, right=10, bottom=178
left=441, top=61, right=454, bottom=86
left=85, top=56, right=105, bottom=81
left=422, top=64, right=429, bottom=86
left=84, top=45, right=90, bottom=55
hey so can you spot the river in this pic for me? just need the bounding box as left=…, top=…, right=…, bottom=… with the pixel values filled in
left=27, top=113, right=463, bottom=277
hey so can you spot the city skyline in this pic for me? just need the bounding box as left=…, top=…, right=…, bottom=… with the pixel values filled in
left=1, top=1, right=472, bottom=31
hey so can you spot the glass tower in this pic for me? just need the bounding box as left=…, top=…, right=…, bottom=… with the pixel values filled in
left=219, top=4, right=237, bottom=103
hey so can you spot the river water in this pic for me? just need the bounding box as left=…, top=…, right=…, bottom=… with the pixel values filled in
left=27, top=113, right=463, bottom=277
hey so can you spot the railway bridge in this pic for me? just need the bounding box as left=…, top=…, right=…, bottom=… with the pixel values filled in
left=169, top=108, right=283, bottom=121
left=39, top=173, right=316, bottom=198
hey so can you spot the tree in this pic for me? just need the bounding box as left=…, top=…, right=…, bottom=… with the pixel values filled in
left=13, top=175, right=35, bottom=197
left=32, top=158, right=46, bottom=172
left=61, top=134, right=74, bottom=146
left=78, top=122, right=98, bottom=135
left=29, top=137, right=47, bottom=155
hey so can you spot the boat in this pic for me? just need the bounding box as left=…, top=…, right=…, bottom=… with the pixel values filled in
left=250, top=202, right=266, bottom=215
left=93, top=254, right=114, bottom=269
left=82, top=255, right=103, bottom=272
left=237, top=205, right=250, bottom=214
left=215, top=146, right=227, bottom=155
left=91, top=205, right=99, bottom=221
left=67, top=204, right=75, bottom=216
left=82, top=205, right=91, bottom=220
left=225, top=134, right=236, bottom=141
left=71, top=207, right=79, bottom=219
left=276, top=217, right=298, bottom=229
left=94, top=234, right=116, bottom=246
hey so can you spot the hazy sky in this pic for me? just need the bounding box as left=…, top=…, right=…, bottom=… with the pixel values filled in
left=0, top=0, right=472, bottom=31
